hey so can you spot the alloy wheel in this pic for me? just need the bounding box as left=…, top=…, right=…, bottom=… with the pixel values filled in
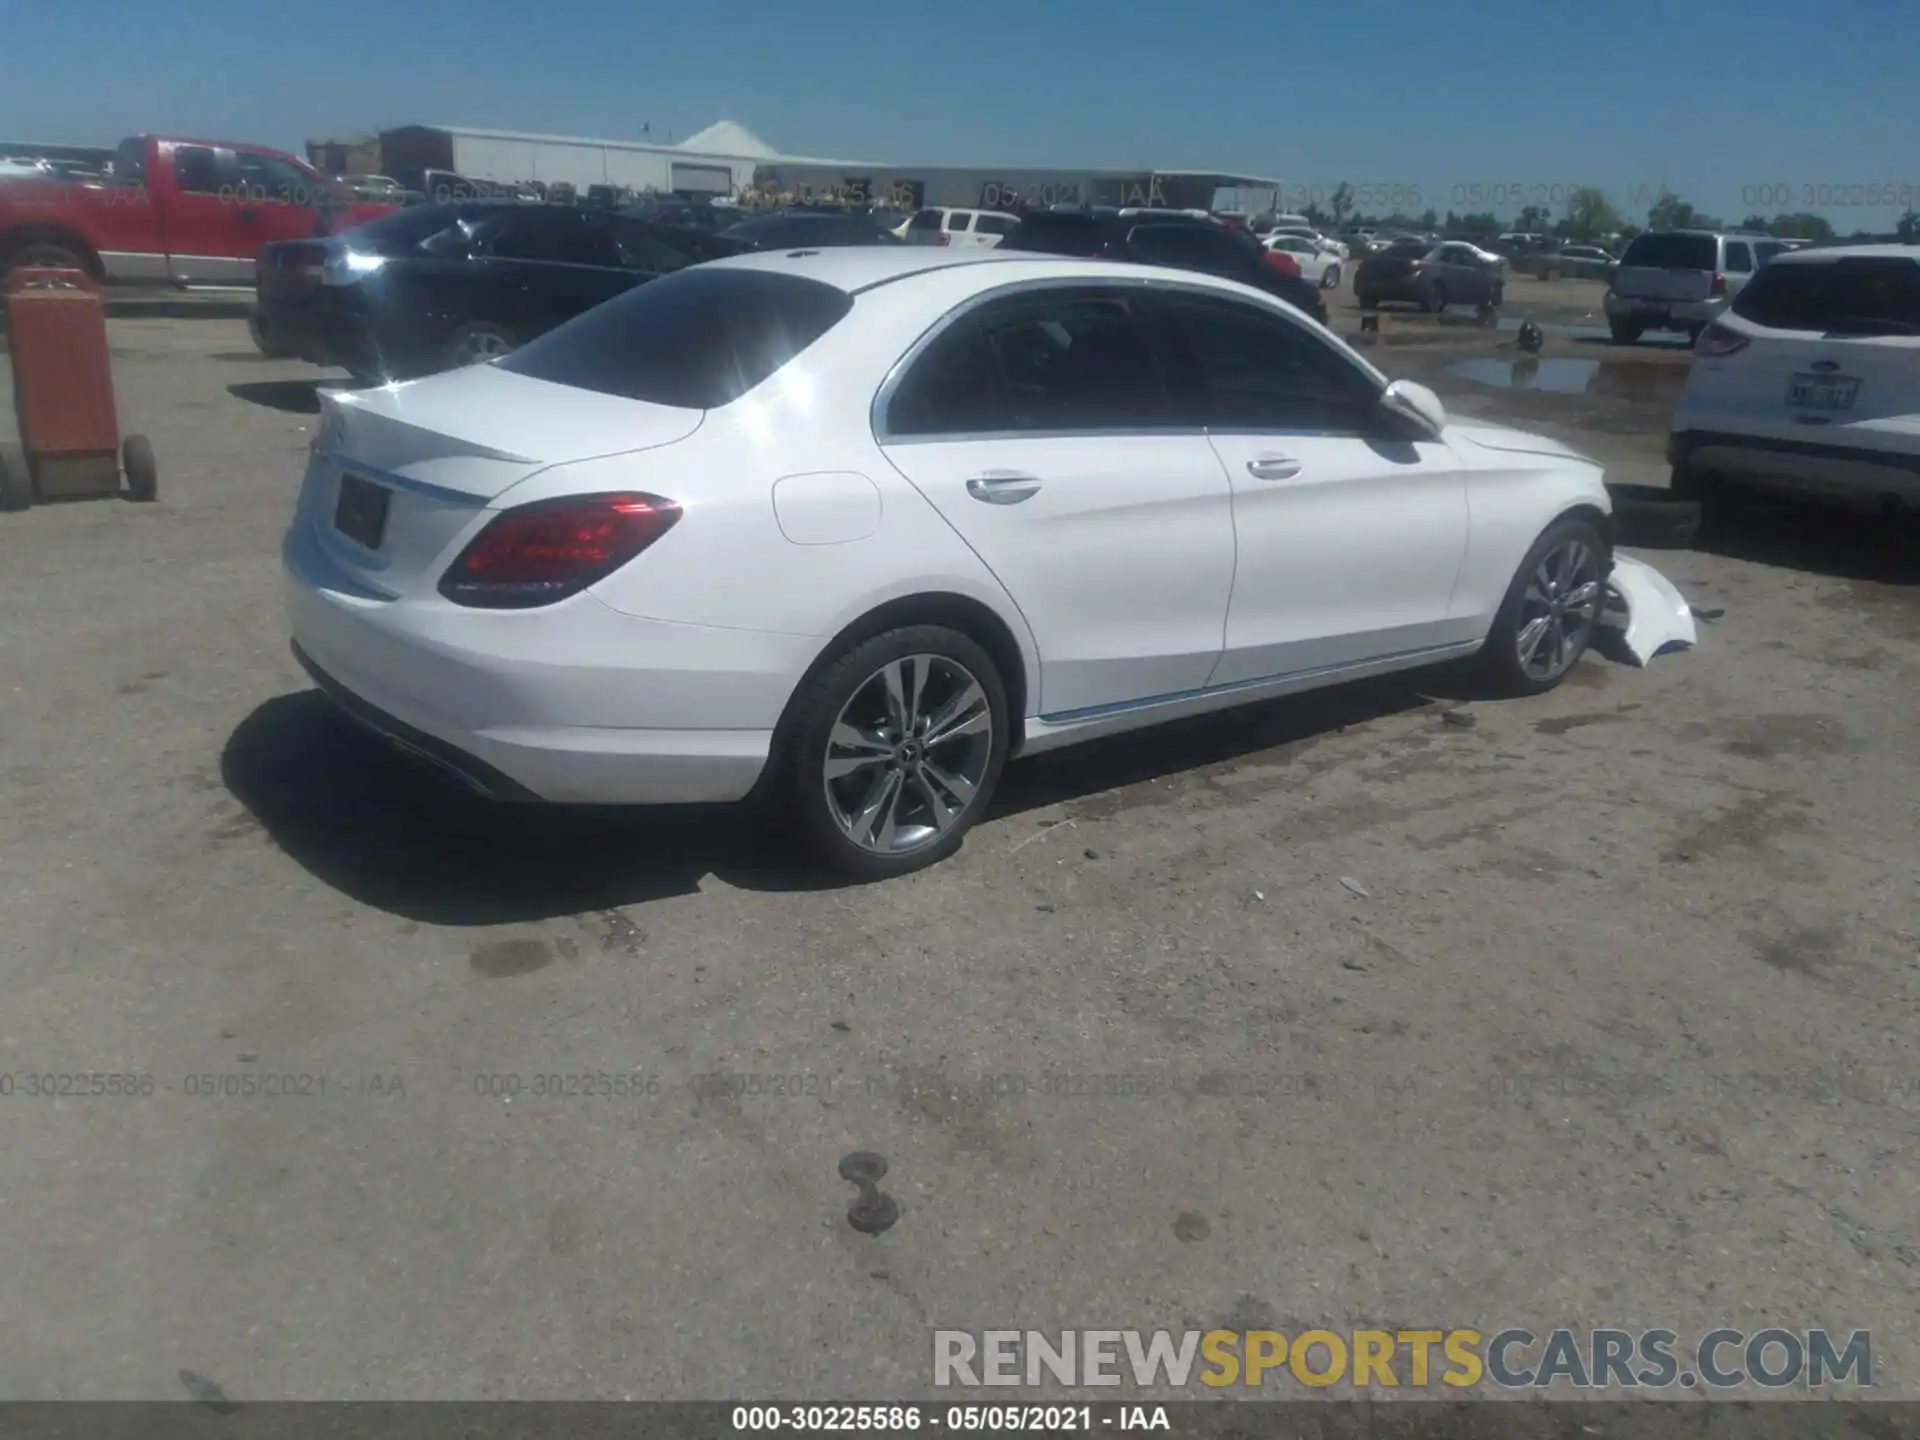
left=1516, top=539, right=1602, bottom=681
left=823, top=654, right=994, bottom=856
left=453, top=330, right=513, bottom=364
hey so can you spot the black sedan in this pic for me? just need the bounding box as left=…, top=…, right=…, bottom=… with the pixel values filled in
left=718, top=211, right=906, bottom=249
left=253, top=203, right=751, bottom=382
left=995, top=210, right=1331, bottom=326
left=1353, top=239, right=1505, bottom=313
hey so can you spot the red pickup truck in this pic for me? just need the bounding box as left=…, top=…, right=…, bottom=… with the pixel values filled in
left=0, top=134, right=397, bottom=288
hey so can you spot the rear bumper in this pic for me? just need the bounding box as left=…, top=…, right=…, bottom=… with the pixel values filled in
left=255, top=294, right=440, bottom=378
left=1670, top=429, right=1920, bottom=503
left=1604, top=291, right=1724, bottom=327
left=283, top=519, right=817, bottom=804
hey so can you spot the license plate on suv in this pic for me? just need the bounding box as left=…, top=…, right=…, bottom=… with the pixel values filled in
left=334, top=472, right=391, bottom=549
left=1785, top=373, right=1860, bottom=411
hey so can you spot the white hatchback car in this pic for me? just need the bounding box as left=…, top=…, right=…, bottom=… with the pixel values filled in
left=285, top=249, right=1681, bottom=878
left=1670, top=244, right=1920, bottom=507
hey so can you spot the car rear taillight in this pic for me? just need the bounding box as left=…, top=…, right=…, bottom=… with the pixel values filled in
left=1694, top=322, right=1748, bottom=357
left=438, top=493, right=681, bottom=609
left=1709, top=273, right=1726, bottom=296
left=1264, top=252, right=1300, bottom=277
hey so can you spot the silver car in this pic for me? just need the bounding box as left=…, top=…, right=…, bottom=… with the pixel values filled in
left=1604, top=230, right=1790, bottom=344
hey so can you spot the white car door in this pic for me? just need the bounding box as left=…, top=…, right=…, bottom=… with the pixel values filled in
left=876, top=284, right=1237, bottom=718
left=1147, top=288, right=1471, bottom=685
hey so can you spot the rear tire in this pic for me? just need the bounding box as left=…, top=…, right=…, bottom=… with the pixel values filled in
left=122, top=434, right=158, bottom=503
left=1422, top=282, right=1448, bottom=314
left=1608, top=318, right=1643, bottom=344
left=442, top=322, right=517, bottom=371
left=0, top=442, right=33, bottom=512
left=780, top=625, right=1010, bottom=881
left=1321, top=264, right=1341, bottom=289
left=4, top=241, right=87, bottom=282
left=248, top=305, right=292, bottom=359
left=1479, top=514, right=1611, bottom=697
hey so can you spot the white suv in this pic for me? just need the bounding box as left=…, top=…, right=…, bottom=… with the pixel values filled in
left=1668, top=244, right=1920, bottom=507
left=898, top=207, right=1020, bottom=249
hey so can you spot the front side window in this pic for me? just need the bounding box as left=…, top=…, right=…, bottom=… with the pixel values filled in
left=884, top=288, right=1172, bottom=436
left=172, top=145, right=226, bottom=195
left=234, top=153, right=322, bottom=206
left=484, top=211, right=609, bottom=266
left=946, top=213, right=974, bottom=232
left=906, top=209, right=944, bottom=232
left=1157, top=292, right=1379, bottom=432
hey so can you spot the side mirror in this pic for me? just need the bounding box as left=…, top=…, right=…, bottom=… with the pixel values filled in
left=1380, top=379, right=1446, bottom=439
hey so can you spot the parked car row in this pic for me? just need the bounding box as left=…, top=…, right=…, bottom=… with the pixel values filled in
left=1353, top=238, right=1506, bottom=313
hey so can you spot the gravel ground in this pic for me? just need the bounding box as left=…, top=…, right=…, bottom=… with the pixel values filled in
left=0, top=284, right=1914, bottom=1404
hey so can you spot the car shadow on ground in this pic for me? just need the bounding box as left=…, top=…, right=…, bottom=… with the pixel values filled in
left=222, top=674, right=1457, bottom=925
left=226, top=379, right=346, bottom=414
left=1694, top=491, right=1920, bottom=586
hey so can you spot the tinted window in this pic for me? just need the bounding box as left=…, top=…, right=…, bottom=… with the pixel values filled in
left=887, top=290, right=1170, bottom=434
left=998, top=215, right=1106, bottom=256
left=173, top=145, right=223, bottom=194
left=976, top=292, right=1169, bottom=431
left=1160, top=294, right=1376, bottom=432
left=234, top=153, right=318, bottom=205
left=974, top=214, right=1015, bottom=236
left=1126, top=224, right=1250, bottom=275
left=884, top=317, right=1003, bottom=436
left=486, top=211, right=608, bottom=266
left=114, top=138, right=147, bottom=184
left=1754, top=242, right=1786, bottom=265
left=907, top=209, right=944, bottom=232
left=342, top=202, right=506, bottom=255
left=947, top=213, right=974, bottom=232
left=1732, top=258, right=1920, bottom=334
left=1621, top=233, right=1718, bottom=270
left=599, top=218, right=697, bottom=272
left=722, top=214, right=896, bottom=248
left=1725, top=241, right=1753, bottom=273
left=496, top=268, right=854, bottom=408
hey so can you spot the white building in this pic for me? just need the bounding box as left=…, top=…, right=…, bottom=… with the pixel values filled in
left=375, top=120, right=865, bottom=197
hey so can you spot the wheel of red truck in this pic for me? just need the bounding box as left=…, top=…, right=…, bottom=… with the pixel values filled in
left=0, top=442, right=34, bottom=512
left=4, top=242, right=87, bottom=281
left=122, top=435, right=158, bottom=503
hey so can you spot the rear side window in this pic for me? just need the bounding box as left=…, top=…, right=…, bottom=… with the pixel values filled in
left=907, top=209, right=944, bottom=232
left=947, top=213, right=974, bottom=232
left=496, top=268, right=855, bottom=408
left=1732, top=258, right=1920, bottom=334
left=484, top=211, right=608, bottom=266
left=974, top=214, right=1015, bottom=236
left=1621, top=233, right=1718, bottom=270
left=1126, top=224, right=1248, bottom=274
left=1725, top=241, right=1753, bottom=274
left=884, top=290, right=1171, bottom=436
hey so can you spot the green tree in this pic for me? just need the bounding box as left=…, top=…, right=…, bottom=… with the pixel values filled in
left=1739, top=213, right=1772, bottom=233
left=1769, top=212, right=1834, bottom=242
left=1647, top=190, right=1722, bottom=231
left=1302, top=201, right=1329, bottom=227
left=1561, top=186, right=1624, bottom=242
left=1417, top=208, right=1439, bottom=229
left=1896, top=208, right=1918, bottom=243
left=1456, top=211, right=1499, bottom=234
left=1515, top=203, right=1551, bottom=233
left=1328, top=182, right=1355, bottom=227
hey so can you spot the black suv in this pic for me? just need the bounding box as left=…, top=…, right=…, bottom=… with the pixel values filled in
left=997, top=210, right=1331, bottom=325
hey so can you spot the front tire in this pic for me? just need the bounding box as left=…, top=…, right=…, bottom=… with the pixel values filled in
left=1321, top=264, right=1341, bottom=290
left=1422, top=282, right=1448, bottom=314
left=781, top=625, right=1010, bottom=880
left=1608, top=318, right=1643, bottom=344
left=1479, top=515, right=1610, bottom=697
left=442, top=322, right=517, bottom=371
left=122, top=435, right=158, bottom=503
left=0, top=442, right=33, bottom=512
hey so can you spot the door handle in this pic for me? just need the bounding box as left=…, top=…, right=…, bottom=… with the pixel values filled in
left=1246, top=456, right=1301, bottom=480
left=965, top=472, right=1042, bottom=504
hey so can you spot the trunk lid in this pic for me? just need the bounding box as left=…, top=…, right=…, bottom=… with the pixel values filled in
left=296, top=366, right=703, bottom=599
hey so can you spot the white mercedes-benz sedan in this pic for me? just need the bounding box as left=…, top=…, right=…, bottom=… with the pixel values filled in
left=285, top=247, right=1639, bottom=879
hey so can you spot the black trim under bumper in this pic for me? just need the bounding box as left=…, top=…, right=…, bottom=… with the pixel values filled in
left=1671, top=429, right=1920, bottom=478
left=292, top=641, right=541, bottom=802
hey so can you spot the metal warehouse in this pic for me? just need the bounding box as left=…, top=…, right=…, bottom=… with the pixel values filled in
left=375, top=121, right=844, bottom=197
left=372, top=121, right=1276, bottom=213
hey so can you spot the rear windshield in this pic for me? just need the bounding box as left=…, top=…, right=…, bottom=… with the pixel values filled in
left=999, top=215, right=1105, bottom=255
left=1732, top=257, right=1920, bottom=334
left=1620, top=233, right=1718, bottom=270
left=494, top=267, right=855, bottom=408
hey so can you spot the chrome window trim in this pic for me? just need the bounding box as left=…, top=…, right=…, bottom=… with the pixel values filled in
left=870, top=273, right=1388, bottom=444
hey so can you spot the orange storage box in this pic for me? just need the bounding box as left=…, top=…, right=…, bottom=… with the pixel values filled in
left=2, top=267, right=155, bottom=507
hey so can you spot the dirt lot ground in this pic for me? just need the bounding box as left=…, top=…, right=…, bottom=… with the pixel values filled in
left=0, top=277, right=1914, bottom=1403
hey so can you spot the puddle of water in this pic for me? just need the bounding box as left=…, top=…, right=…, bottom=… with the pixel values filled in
left=1444, top=356, right=1689, bottom=400
left=1494, top=315, right=1691, bottom=348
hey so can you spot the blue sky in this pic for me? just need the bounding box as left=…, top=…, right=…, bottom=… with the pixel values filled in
left=9, top=0, right=1918, bottom=228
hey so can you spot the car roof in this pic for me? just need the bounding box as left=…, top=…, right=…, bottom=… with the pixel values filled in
left=1763, top=242, right=1919, bottom=265
left=698, top=247, right=1308, bottom=302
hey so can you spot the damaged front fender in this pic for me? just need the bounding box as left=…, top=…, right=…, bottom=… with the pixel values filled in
left=1599, top=553, right=1698, bottom=666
